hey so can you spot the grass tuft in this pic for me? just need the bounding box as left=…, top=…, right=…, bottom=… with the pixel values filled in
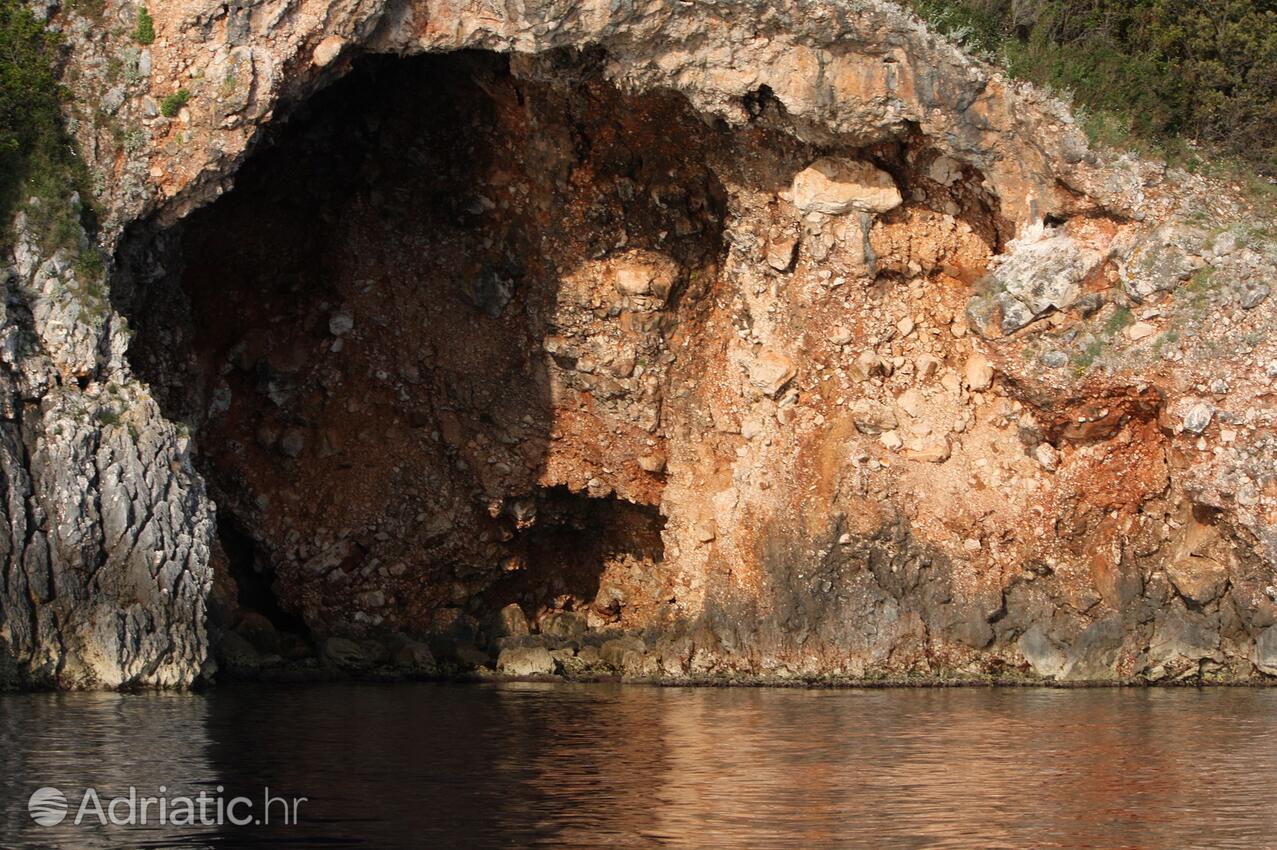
left=159, top=88, right=190, bottom=119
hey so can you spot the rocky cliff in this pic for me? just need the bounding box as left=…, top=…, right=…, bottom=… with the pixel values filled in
left=4, top=0, right=1277, bottom=688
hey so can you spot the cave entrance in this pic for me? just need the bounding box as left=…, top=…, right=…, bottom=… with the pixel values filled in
left=113, top=48, right=727, bottom=656
left=485, top=487, right=667, bottom=630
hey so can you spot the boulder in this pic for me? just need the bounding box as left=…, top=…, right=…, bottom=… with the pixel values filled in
left=328, top=311, right=354, bottom=336
left=791, top=158, right=902, bottom=215
left=610, top=251, right=676, bottom=300
left=1255, top=626, right=1277, bottom=676
left=1237, top=280, right=1270, bottom=310
left=850, top=399, right=898, bottom=435
left=963, top=352, right=993, bottom=391
left=497, top=645, right=556, bottom=676
left=600, top=635, right=646, bottom=668
left=393, top=642, right=437, bottom=671
left=850, top=350, right=886, bottom=381
left=540, top=610, right=589, bottom=639
left=979, top=227, right=1094, bottom=333
left=1033, top=443, right=1059, bottom=471
left=1120, top=224, right=1207, bottom=302
left=748, top=350, right=797, bottom=398
left=1126, top=321, right=1157, bottom=341
left=311, top=35, right=346, bottom=67
left=1018, top=625, right=1069, bottom=679
left=218, top=631, right=264, bottom=674
left=322, top=636, right=379, bottom=671
left=234, top=611, right=280, bottom=655
left=903, top=436, right=950, bottom=464
left=1059, top=616, right=1125, bottom=681
left=637, top=451, right=666, bottom=473
left=1145, top=605, right=1222, bottom=680
left=497, top=603, right=530, bottom=639
left=766, top=236, right=798, bottom=271
left=1165, top=557, right=1229, bottom=607
left=1181, top=401, right=1215, bottom=435
left=895, top=388, right=924, bottom=418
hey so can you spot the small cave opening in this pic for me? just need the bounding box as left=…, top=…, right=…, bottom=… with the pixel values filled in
left=482, top=487, right=668, bottom=630
left=112, top=48, right=728, bottom=662
left=209, top=514, right=312, bottom=661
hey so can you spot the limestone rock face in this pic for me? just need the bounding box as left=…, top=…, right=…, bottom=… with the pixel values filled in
left=63, top=0, right=1175, bottom=236
left=4, top=0, right=1277, bottom=689
left=2, top=209, right=214, bottom=690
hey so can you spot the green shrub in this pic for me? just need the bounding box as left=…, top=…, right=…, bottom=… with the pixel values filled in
left=132, top=6, right=155, bottom=45
left=906, top=0, right=1277, bottom=176
left=0, top=0, right=74, bottom=232
left=159, top=88, right=190, bottom=118
left=0, top=1, right=104, bottom=290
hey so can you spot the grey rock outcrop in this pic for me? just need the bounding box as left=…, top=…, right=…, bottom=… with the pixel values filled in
left=2, top=202, right=214, bottom=689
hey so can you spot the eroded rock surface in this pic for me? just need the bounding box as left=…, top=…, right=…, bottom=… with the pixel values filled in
left=1, top=206, right=213, bottom=689
left=5, top=0, right=1277, bottom=687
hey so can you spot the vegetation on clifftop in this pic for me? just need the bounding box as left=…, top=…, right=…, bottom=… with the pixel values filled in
left=0, top=1, right=65, bottom=215
left=0, top=0, right=97, bottom=253
left=908, top=0, right=1277, bottom=180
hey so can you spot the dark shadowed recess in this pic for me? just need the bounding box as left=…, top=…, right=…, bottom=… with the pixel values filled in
left=110, top=48, right=715, bottom=661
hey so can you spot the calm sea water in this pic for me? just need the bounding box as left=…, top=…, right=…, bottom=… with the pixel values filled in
left=2, top=683, right=1277, bottom=848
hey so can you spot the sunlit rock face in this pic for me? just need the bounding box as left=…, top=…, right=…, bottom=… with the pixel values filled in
left=5, top=0, right=1277, bottom=688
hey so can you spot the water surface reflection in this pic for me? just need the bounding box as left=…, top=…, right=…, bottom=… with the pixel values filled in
left=3, top=684, right=1276, bottom=848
